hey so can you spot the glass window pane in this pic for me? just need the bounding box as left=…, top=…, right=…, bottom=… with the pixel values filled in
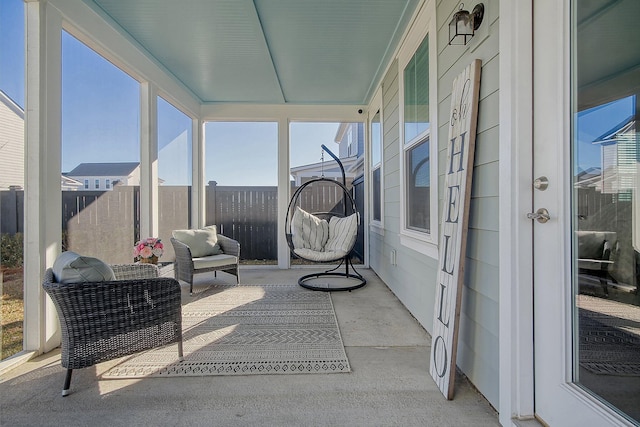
left=205, top=122, right=278, bottom=264
left=158, top=97, right=192, bottom=263
left=406, top=138, right=430, bottom=232
left=571, top=2, right=640, bottom=421
left=61, top=31, right=140, bottom=264
left=1, top=0, right=25, bottom=359
left=371, top=109, right=382, bottom=223
left=289, top=122, right=365, bottom=264
left=404, top=35, right=430, bottom=144
left=371, top=110, right=381, bottom=166
left=372, top=167, right=381, bottom=222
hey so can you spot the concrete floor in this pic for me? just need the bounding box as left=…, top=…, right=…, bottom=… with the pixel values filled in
left=0, top=267, right=499, bottom=427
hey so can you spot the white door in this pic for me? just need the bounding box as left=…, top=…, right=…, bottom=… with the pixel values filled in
left=533, top=0, right=640, bottom=425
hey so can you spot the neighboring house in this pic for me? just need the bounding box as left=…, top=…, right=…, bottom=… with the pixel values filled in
left=0, top=90, right=24, bottom=190
left=289, top=158, right=358, bottom=186
left=0, top=91, right=84, bottom=192
left=593, top=116, right=636, bottom=196
left=65, top=162, right=141, bottom=191
left=289, top=122, right=364, bottom=186
left=61, top=175, right=83, bottom=191
left=336, top=122, right=365, bottom=179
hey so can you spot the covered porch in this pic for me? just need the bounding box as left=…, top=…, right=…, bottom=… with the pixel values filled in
left=2, top=0, right=510, bottom=424
left=1, top=267, right=498, bottom=426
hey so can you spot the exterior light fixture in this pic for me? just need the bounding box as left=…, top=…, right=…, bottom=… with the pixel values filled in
left=448, top=3, right=484, bottom=46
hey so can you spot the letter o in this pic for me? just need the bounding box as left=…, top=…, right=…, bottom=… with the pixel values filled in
left=433, top=335, right=448, bottom=378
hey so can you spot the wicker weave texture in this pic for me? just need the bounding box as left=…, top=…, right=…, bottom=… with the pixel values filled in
left=43, top=267, right=183, bottom=370
left=170, top=235, right=240, bottom=288
left=111, top=263, right=159, bottom=280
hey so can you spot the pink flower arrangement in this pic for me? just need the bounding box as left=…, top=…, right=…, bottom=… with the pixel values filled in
left=133, top=237, right=164, bottom=262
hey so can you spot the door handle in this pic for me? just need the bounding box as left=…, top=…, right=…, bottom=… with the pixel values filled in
left=527, top=208, right=550, bottom=223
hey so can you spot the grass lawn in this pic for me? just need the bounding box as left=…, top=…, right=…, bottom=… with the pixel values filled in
left=1, top=267, right=23, bottom=360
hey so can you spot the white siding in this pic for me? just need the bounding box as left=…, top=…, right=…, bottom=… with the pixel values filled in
left=369, top=0, right=500, bottom=408
left=0, top=94, right=24, bottom=190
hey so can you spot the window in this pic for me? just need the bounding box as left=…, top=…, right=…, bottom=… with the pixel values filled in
left=0, top=0, right=25, bottom=360
left=157, top=96, right=192, bottom=262
left=105, top=178, right=111, bottom=189
left=205, top=122, right=278, bottom=264
left=398, top=6, right=437, bottom=256
left=347, top=131, right=354, bottom=157
left=370, top=108, right=382, bottom=224
left=405, top=139, right=429, bottom=231
left=62, top=30, right=140, bottom=263
left=290, top=122, right=365, bottom=264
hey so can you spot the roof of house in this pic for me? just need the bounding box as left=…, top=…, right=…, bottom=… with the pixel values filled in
left=0, top=90, right=24, bottom=119
left=592, top=115, right=635, bottom=145
left=290, top=157, right=357, bottom=175
left=66, top=162, right=140, bottom=177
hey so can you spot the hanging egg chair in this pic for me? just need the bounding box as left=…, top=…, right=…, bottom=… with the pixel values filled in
left=285, top=145, right=366, bottom=291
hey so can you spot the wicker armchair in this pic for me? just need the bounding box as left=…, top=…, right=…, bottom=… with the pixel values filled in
left=42, top=263, right=183, bottom=396
left=171, top=235, right=240, bottom=295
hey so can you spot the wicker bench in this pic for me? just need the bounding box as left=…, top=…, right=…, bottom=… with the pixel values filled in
left=43, top=263, right=183, bottom=396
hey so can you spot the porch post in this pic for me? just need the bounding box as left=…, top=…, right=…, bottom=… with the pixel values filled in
left=277, top=117, right=290, bottom=269
left=140, top=82, right=158, bottom=239
left=193, top=119, right=205, bottom=228
left=24, top=0, right=63, bottom=353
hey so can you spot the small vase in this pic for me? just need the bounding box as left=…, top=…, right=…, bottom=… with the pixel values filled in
left=139, top=256, right=158, bottom=265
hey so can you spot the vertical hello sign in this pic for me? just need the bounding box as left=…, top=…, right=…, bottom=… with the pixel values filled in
left=429, top=59, right=481, bottom=399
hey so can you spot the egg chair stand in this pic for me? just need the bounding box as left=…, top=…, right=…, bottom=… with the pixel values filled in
left=296, top=256, right=366, bottom=292
left=285, top=145, right=366, bottom=292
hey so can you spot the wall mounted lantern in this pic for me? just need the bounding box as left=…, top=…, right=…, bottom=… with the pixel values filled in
left=448, top=3, right=485, bottom=45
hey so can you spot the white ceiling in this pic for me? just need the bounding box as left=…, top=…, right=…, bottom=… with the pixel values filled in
left=84, top=0, right=420, bottom=104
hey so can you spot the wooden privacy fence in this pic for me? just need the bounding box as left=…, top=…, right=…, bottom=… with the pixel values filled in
left=61, top=187, right=140, bottom=264
left=206, top=183, right=279, bottom=261
left=1, top=181, right=363, bottom=264
left=0, top=188, right=23, bottom=235
left=205, top=180, right=363, bottom=262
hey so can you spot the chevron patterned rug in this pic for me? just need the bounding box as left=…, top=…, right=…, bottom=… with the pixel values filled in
left=102, top=284, right=350, bottom=378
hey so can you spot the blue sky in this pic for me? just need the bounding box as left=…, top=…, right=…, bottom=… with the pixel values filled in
left=575, top=96, right=635, bottom=173
left=10, top=1, right=632, bottom=184
left=0, top=1, right=338, bottom=187
left=0, top=0, right=25, bottom=107
left=1, top=0, right=635, bottom=185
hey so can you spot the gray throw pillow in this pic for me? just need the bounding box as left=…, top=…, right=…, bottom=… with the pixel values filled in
left=52, top=251, right=116, bottom=284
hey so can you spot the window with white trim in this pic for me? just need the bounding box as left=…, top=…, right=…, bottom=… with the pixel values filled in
left=398, top=5, right=437, bottom=256
left=370, top=108, right=382, bottom=224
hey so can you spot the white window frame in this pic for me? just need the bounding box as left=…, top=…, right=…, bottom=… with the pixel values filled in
left=369, top=88, right=384, bottom=235
left=398, top=1, right=438, bottom=258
